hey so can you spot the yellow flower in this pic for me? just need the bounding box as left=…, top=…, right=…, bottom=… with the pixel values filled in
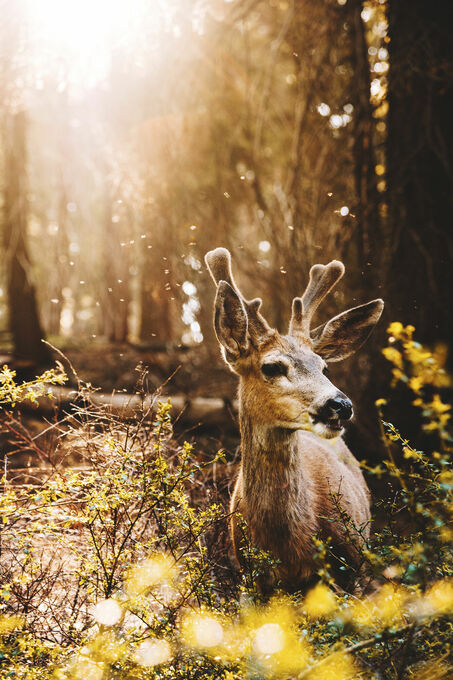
left=382, top=347, right=403, bottom=369
left=303, top=583, right=337, bottom=619
left=345, top=584, right=408, bottom=629
left=437, top=470, right=453, bottom=488
left=410, top=659, right=453, bottom=680
left=439, top=526, right=452, bottom=543
left=0, top=614, right=23, bottom=634
left=376, top=584, right=408, bottom=626
left=403, top=446, right=418, bottom=460
left=134, top=638, right=172, bottom=667
left=308, top=651, right=360, bottom=680
left=409, top=376, right=423, bottom=393
left=387, top=322, right=404, bottom=338
left=425, top=580, right=453, bottom=614
left=429, top=395, right=451, bottom=415
left=125, top=553, right=176, bottom=596
left=182, top=610, right=225, bottom=651
left=71, top=657, right=104, bottom=680
left=243, top=597, right=312, bottom=675
left=392, top=367, right=404, bottom=381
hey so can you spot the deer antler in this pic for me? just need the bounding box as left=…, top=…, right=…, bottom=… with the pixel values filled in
left=205, top=247, right=272, bottom=341
left=289, top=261, right=345, bottom=339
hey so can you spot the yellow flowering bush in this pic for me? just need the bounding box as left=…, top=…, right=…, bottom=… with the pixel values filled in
left=0, top=327, right=452, bottom=680
left=0, top=361, right=67, bottom=406
left=382, top=321, right=450, bottom=440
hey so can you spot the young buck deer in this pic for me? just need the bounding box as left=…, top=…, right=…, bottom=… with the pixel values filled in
left=205, top=247, right=384, bottom=591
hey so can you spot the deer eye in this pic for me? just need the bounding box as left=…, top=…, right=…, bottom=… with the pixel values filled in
left=261, top=362, right=288, bottom=378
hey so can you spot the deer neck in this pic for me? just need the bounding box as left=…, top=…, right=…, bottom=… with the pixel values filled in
left=238, top=409, right=305, bottom=497
left=238, top=406, right=317, bottom=572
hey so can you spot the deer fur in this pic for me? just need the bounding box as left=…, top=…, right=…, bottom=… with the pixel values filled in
left=205, top=247, right=384, bottom=591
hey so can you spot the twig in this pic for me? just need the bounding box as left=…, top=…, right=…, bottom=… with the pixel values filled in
left=297, top=625, right=415, bottom=679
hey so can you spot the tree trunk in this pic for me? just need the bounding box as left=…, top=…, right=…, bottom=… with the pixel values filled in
left=342, top=0, right=388, bottom=463
left=102, top=180, right=130, bottom=343
left=3, top=111, right=51, bottom=365
left=349, top=0, right=382, bottom=287
left=139, top=214, right=174, bottom=345
left=386, top=0, right=453, bottom=348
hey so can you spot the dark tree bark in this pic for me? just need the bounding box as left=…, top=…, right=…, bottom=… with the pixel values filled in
left=349, top=0, right=382, bottom=287
left=386, top=0, right=453, bottom=348
left=341, top=0, right=388, bottom=463
left=3, top=111, right=51, bottom=365
left=101, top=181, right=130, bottom=343
left=139, top=216, right=174, bottom=345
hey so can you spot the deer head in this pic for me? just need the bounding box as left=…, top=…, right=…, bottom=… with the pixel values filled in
left=205, top=247, right=384, bottom=439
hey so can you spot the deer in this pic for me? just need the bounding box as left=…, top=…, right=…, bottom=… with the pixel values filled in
left=205, top=247, right=384, bottom=592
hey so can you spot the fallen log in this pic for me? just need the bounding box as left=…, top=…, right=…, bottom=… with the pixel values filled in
left=10, top=385, right=239, bottom=430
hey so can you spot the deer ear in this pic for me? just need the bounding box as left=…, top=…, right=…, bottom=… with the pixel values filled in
left=214, top=280, right=249, bottom=362
left=312, top=299, right=384, bottom=362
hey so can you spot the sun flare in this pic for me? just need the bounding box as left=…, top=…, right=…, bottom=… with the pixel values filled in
left=25, top=0, right=169, bottom=88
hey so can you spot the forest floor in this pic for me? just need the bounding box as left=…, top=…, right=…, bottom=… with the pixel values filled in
left=1, top=339, right=241, bottom=476
left=61, top=339, right=241, bottom=454
left=56, top=338, right=238, bottom=401
left=1, top=338, right=405, bottom=537
left=0, top=337, right=398, bottom=502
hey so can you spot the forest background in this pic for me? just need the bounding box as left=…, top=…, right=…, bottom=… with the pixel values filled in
left=0, top=1, right=453, bottom=679
left=0, top=0, right=452, bottom=464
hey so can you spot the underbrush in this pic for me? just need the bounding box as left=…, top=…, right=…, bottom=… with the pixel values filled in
left=0, top=324, right=451, bottom=680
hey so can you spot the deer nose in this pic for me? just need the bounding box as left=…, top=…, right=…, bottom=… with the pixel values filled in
left=325, top=397, right=353, bottom=421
